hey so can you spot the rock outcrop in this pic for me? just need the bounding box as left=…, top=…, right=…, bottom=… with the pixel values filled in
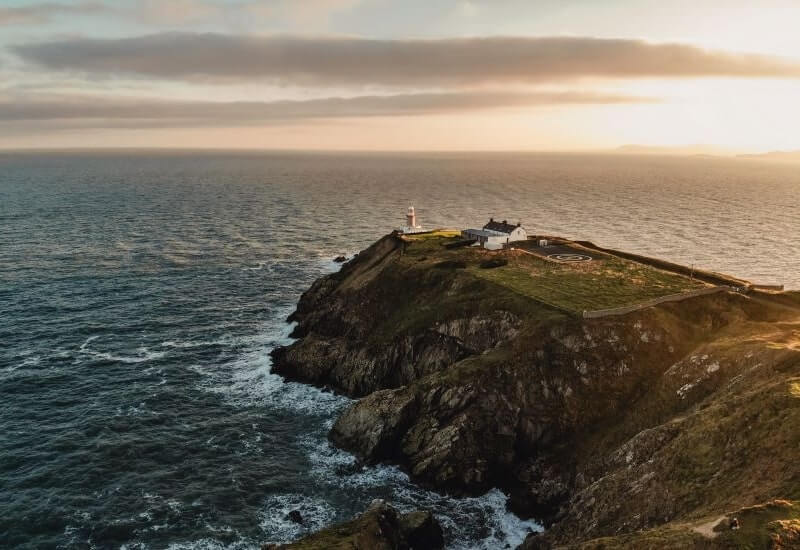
left=262, top=500, right=444, bottom=550
left=271, top=232, right=800, bottom=548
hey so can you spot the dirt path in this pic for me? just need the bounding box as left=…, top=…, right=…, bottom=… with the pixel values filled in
left=692, top=516, right=726, bottom=538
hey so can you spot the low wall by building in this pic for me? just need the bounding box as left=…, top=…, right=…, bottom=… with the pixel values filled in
left=750, top=284, right=785, bottom=291
left=582, top=286, right=732, bottom=319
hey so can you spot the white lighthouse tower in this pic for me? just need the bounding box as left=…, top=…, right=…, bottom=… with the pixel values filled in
left=400, top=205, right=424, bottom=234
left=406, top=206, right=417, bottom=228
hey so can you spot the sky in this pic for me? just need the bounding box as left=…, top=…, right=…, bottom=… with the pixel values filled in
left=2, top=0, right=800, bottom=151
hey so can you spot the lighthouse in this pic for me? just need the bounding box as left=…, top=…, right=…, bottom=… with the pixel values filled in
left=406, top=206, right=417, bottom=228
left=400, top=205, right=424, bottom=234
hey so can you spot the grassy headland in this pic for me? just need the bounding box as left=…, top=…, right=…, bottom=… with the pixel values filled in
left=402, top=232, right=709, bottom=313
left=273, top=231, right=800, bottom=549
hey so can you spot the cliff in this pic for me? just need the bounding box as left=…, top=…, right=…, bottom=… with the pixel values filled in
left=271, top=232, right=800, bottom=548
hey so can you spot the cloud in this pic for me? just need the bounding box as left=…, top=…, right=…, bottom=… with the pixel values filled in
left=0, top=2, right=107, bottom=26
left=244, top=0, right=364, bottom=25
left=132, top=0, right=219, bottom=24
left=12, top=33, right=800, bottom=85
left=0, top=89, right=653, bottom=128
left=129, top=0, right=364, bottom=26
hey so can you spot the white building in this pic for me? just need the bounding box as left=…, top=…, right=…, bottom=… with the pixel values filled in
left=400, top=205, right=426, bottom=234
left=462, top=218, right=527, bottom=249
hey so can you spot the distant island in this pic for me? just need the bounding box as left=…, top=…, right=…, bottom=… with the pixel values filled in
left=268, top=228, right=800, bottom=549
left=737, top=150, right=800, bottom=162
left=614, top=144, right=739, bottom=157
left=614, top=145, right=800, bottom=163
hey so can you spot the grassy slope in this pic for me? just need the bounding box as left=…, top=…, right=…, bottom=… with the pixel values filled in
left=568, top=500, right=800, bottom=549
left=365, top=234, right=566, bottom=345
left=544, top=295, right=800, bottom=548
left=402, top=233, right=707, bottom=313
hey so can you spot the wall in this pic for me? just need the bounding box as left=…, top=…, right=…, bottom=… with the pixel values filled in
left=750, top=284, right=785, bottom=291
left=582, top=286, right=732, bottom=319
left=573, top=241, right=751, bottom=288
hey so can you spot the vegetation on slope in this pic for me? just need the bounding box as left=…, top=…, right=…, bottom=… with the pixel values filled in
left=553, top=499, right=800, bottom=549
left=402, top=233, right=708, bottom=313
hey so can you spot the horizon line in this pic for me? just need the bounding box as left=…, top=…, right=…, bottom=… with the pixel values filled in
left=0, top=145, right=783, bottom=157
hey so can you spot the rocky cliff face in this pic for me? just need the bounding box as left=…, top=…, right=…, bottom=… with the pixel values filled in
left=271, top=235, right=526, bottom=396
left=271, top=233, right=800, bottom=548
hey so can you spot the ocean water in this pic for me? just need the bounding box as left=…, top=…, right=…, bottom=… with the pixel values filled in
left=1, top=151, right=797, bottom=549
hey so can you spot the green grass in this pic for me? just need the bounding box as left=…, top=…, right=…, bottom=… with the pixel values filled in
left=399, top=235, right=708, bottom=314
left=404, top=229, right=461, bottom=240
left=712, top=500, right=800, bottom=549
left=569, top=501, right=800, bottom=549
left=367, top=266, right=564, bottom=345
left=470, top=252, right=707, bottom=313
left=401, top=233, right=464, bottom=257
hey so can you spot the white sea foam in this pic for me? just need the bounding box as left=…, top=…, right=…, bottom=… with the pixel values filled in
left=195, top=348, right=348, bottom=416
left=295, top=432, right=541, bottom=548
left=114, top=402, right=159, bottom=417
left=20, top=355, right=42, bottom=367
left=191, top=302, right=350, bottom=416
left=259, top=493, right=338, bottom=543
left=165, top=539, right=256, bottom=550
left=78, top=336, right=167, bottom=364
left=190, top=258, right=539, bottom=548
left=79, top=335, right=100, bottom=350
left=161, top=340, right=220, bottom=349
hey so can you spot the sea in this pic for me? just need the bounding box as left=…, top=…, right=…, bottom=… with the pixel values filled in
left=1, top=151, right=798, bottom=549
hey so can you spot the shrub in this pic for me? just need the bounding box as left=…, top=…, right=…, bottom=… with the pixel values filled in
left=434, top=260, right=467, bottom=269
left=480, top=258, right=508, bottom=269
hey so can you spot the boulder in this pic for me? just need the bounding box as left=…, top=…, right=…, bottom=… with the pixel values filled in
left=262, top=501, right=444, bottom=550
left=399, top=510, right=444, bottom=550
left=286, top=510, right=303, bottom=525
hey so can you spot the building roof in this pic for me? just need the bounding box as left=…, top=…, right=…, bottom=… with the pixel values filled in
left=483, top=219, right=522, bottom=234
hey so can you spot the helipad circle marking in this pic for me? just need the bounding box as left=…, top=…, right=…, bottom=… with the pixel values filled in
left=547, top=253, right=592, bottom=262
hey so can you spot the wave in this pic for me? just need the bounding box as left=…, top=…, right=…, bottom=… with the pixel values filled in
left=189, top=258, right=540, bottom=548
left=259, top=493, right=338, bottom=544
left=189, top=297, right=351, bottom=416
left=78, top=336, right=167, bottom=364
left=293, top=432, right=541, bottom=549
left=163, top=539, right=256, bottom=550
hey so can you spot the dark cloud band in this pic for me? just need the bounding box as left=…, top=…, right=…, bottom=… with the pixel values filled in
left=12, top=33, right=800, bottom=85
left=0, top=90, right=653, bottom=128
